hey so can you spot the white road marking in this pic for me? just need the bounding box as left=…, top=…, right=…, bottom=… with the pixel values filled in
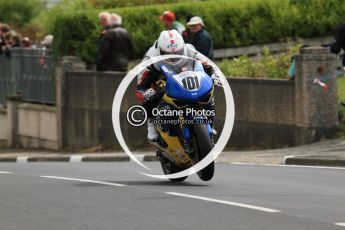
left=40, top=176, right=126, bottom=187
left=17, top=156, right=28, bottom=163
left=69, top=156, right=83, bottom=163
left=335, top=223, right=345, bottom=227
left=166, top=192, right=280, bottom=213
left=230, top=162, right=345, bottom=170
left=0, top=171, right=13, bottom=174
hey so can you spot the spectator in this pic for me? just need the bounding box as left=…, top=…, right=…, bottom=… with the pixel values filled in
left=41, top=35, right=53, bottom=49
left=288, top=45, right=309, bottom=80
left=97, top=13, right=133, bottom=71
left=98, top=11, right=111, bottom=35
left=2, top=32, right=12, bottom=57
left=1, top=24, right=11, bottom=37
left=0, top=23, right=10, bottom=55
left=3, top=33, right=21, bottom=57
left=182, top=15, right=193, bottom=42
left=288, top=56, right=297, bottom=81
left=327, top=23, right=345, bottom=69
left=10, top=34, right=21, bottom=48
left=21, top=37, right=32, bottom=48
left=0, top=23, right=3, bottom=54
left=185, top=16, right=213, bottom=59
left=96, top=12, right=111, bottom=71
left=38, top=35, right=54, bottom=69
left=110, top=13, right=122, bottom=28
left=160, top=11, right=185, bottom=34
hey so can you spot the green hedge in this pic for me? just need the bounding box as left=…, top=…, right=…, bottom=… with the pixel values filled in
left=52, top=14, right=98, bottom=63
left=51, top=0, right=345, bottom=63
left=90, top=0, right=193, bottom=8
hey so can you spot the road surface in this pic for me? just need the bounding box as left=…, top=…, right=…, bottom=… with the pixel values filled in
left=0, top=162, right=344, bottom=230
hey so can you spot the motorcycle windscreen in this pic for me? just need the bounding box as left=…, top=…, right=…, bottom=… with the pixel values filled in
left=165, top=69, right=213, bottom=103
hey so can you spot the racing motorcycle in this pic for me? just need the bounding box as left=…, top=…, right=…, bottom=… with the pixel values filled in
left=150, top=60, right=217, bottom=182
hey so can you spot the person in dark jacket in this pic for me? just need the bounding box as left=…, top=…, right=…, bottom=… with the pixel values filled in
left=0, top=23, right=10, bottom=55
left=184, top=16, right=213, bottom=59
left=98, top=12, right=111, bottom=34
left=96, top=12, right=111, bottom=71
left=97, top=13, right=133, bottom=71
left=324, top=23, right=345, bottom=68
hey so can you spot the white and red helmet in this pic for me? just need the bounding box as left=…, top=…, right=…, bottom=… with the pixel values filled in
left=157, top=30, right=186, bottom=66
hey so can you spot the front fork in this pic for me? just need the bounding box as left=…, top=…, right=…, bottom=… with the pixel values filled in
left=180, top=116, right=213, bottom=158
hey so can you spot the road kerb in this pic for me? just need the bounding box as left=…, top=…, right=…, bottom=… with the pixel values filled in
left=284, top=156, right=345, bottom=167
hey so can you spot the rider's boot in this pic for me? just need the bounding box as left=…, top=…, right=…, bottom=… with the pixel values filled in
left=147, top=118, right=159, bottom=142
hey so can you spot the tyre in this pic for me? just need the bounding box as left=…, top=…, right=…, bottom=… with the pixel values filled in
left=191, top=124, right=215, bottom=181
left=159, top=153, right=188, bottom=182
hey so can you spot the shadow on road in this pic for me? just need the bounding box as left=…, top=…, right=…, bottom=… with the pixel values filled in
left=107, top=180, right=209, bottom=187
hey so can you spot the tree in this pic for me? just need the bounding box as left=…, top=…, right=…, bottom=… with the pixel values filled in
left=0, top=0, right=45, bottom=27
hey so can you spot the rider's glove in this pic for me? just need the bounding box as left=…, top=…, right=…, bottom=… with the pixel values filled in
left=211, top=73, right=223, bottom=87
left=143, top=88, right=156, bottom=103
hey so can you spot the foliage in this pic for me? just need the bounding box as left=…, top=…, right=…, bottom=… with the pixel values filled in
left=337, top=74, right=345, bottom=104
left=336, top=76, right=345, bottom=137
left=29, top=0, right=92, bottom=39
left=219, top=46, right=300, bottom=79
left=0, top=0, right=45, bottom=27
left=49, top=0, right=345, bottom=61
left=51, top=13, right=98, bottom=63
left=89, top=0, right=193, bottom=8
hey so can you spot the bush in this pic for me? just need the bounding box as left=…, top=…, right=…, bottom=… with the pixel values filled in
left=51, top=13, right=98, bottom=63
left=50, top=0, right=345, bottom=62
left=219, top=46, right=298, bottom=79
left=336, top=76, right=345, bottom=137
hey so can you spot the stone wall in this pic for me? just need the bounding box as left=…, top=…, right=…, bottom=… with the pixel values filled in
left=58, top=71, right=133, bottom=149
left=229, top=78, right=295, bottom=125
left=18, top=103, right=58, bottom=150
left=0, top=47, right=338, bottom=151
left=56, top=47, right=338, bottom=150
left=227, top=78, right=296, bottom=148
left=0, top=96, right=58, bottom=150
left=294, top=47, right=339, bottom=144
left=55, top=71, right=312, bottom=150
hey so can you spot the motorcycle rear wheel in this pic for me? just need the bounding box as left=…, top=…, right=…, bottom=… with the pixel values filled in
left=159, top=153, right=188, bottom=182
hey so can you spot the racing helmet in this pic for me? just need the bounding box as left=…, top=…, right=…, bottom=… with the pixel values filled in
left=157, top=30, right=187, bottom=66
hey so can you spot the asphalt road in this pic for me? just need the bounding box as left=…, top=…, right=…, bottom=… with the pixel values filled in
left=0, top=162, right=344, bottom=230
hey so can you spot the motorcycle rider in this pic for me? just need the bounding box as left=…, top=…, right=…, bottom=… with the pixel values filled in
left=135, top=30, right=219, bottom=142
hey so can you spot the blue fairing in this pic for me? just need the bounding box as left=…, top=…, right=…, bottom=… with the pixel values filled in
left=160, top=62, right=213, bottom=103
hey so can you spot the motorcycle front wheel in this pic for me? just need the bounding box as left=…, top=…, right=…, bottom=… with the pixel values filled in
left=191, top=124, right=215, bottom=181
